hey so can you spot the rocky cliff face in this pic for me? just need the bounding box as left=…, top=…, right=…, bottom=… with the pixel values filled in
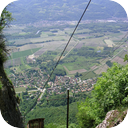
left=0, top=65, right=24, bottom=128
left=96, top=109, right=127, bottom=128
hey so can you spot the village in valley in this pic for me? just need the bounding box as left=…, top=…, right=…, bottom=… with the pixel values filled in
left=9, top=66, right=97, bottom=100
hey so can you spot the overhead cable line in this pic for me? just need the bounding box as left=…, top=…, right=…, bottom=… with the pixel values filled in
left=22, top=0, right=92, bottom=119
left=43, top=0, right=92, bottom=89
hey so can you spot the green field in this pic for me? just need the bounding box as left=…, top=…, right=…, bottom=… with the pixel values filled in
left=60, top=55, right=99, bottom=71
left=10, top=47, right=41, bottom=59
left=20, top=57, right=32, bottom=70
left=15, top=87, right=26, bottom=93
left=80, top=71, right=98, bottom=80
left=19, top=32, right=31, bottom=35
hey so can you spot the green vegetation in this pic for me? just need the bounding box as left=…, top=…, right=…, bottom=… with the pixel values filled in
left=7, top=0, right=126, bottom=24
left=124, top=54, right=128, bottom=62
left=25, top=98, right=82, bottom=127
left=0, top=8, right=24, bottom=127
left=0, top=8, right=13, bottom=84
left=77, top=63, right=128, bottom=128
left=75, top=72, right=82, bottom=77
left=44, top=123, right=78, bottom=128
left=4, top=21, right=128, bottom=127
left=19, top=89, right=90, bottom=127
left=5, top=22, right=128, bottom=71
left=10, top=47, right=41, bottom=59
left=34, top=53, right=67, bottom=82
left=106, top=60, right=113, bottom=67
left=20, top=91, right=39, bottom=115
left=0, top=9, right=13, bottom=64
left=0, top=81, right=2, bottom=90
left=80, top=71, right=97, bottom=80
left=15, top=87, right=26, bottom=92
left=25, top=103, right=77, bottom=126
left=58, top=46, right=113, bottom=72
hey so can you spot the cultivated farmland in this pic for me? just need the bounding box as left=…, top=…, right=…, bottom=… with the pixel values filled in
left=104, top=39, right=115, bottom=47
left=4, top=22, right=128, bottom=78
left=10, top=47, right=41, bottom=59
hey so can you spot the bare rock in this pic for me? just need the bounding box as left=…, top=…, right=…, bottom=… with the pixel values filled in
left=96, top=110, right=127, bottom=128
left=96, top=110, right=115, bottom=128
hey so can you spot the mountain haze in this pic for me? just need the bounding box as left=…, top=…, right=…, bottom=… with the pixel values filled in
left=7, top=0, right=127, bottom=24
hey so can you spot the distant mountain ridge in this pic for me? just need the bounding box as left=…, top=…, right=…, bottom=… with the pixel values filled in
left=7, top=0, right=127, bottom=24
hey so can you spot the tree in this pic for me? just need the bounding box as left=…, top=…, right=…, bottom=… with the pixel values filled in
left=0, top=8, right=13, bottom=63
left=106, top=60, right=113, bottom=67
left=75, top=72, right=82, bottom=77
left=0, top=8, right=24, bottom=127
left=124, top=54, right=128, bottom=62
left=75, top=72, right=79, bottom=77
left=77, top=63, right=128, bottom=128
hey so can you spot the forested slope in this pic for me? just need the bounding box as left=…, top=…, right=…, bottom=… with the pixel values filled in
left=77, top=63, right=128, bottom=128
left=7, top=0, right=127, bottom=24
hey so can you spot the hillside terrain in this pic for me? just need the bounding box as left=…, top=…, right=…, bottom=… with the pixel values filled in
left=3, top=20, right=128, bottom=127
left=7, top=0, right=127, bottom=24
left=77, top=62, right=128, bottom=128
left=1, top=1, right=128, bottom=127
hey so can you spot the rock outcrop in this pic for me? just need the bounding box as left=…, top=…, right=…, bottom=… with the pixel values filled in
left=96, top=110, right=127, bottom=128
left=0, top=66, right=24, bottom=128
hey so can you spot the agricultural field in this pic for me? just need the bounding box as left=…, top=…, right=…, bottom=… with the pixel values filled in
left=10, top=47, right=41, bottom=59
left=4, top=22, right=128, bottom=78
left=104, top=39, right=115, bottom=47
left=63, top=66, right=87, bottom=75
left=111, top=56, right=127, bottom=65
left=94, top=64, right=109, bottom=74
left=15, top=87, right=26, bottom=93
left=80, top=71, right=98, bottom=80
left=19, top=44, right=43, bottom=51
left=4, top=58, right=22, bottom=68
